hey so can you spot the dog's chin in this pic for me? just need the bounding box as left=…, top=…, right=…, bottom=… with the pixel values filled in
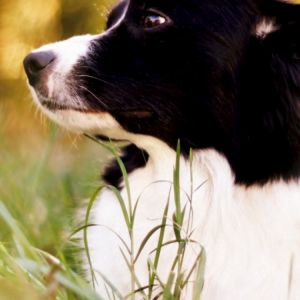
left=43, top=108, right=122, bottom=135
left=29, top=87, right=125, bottom=138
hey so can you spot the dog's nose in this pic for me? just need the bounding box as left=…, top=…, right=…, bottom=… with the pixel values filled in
left=23, top=51, right=56, bottom=86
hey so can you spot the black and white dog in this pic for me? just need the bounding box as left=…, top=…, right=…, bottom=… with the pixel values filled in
left=24, top=0, right=300, bottom=299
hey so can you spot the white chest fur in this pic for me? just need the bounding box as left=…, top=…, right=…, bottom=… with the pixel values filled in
left=83, top=145, right=300, bottom=300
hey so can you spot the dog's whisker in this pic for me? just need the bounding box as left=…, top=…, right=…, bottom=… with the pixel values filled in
left=76, top=74, right=127, bottom=94
left=78, top=85, right=109, bottom=109
left=77, top=74, right=115, bottom=86
left=77, top=73, right=176, bottom=94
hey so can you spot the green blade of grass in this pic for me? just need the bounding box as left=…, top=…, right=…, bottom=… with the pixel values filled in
left=108, top=185, right=131, bottom=230
left=83, top=186, right=104, bottom=288
left=148, top=191, right=171, bottom=298
left=134, top=225, right=166, bottom=264
left=173, top=140, right=182, bottom=229
left=192, top=248, right=206, bottom=300
left=94, top=270, right=124, bottom=300
left=163, top=271, right=176, bottom=300
left=0, top=202, right=39, bottom=261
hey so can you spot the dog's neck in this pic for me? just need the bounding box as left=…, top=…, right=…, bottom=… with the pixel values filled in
left=104, top=135, right=300, bottom=193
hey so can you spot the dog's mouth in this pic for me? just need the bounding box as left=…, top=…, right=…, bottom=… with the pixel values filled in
left=34, top=86, right=156, bottom=118
left=40, top=100, right=92, bottom=113
left=41, top=99, right=155, bottom=119
left=34, top=86, right=156, bottom=120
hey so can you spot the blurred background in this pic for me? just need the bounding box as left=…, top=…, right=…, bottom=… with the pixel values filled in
left=0, top=0, right=116, bottom=263
left=1, top=0, right=300, bottom=299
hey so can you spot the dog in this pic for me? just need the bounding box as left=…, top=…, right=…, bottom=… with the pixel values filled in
left=24, top=0, right=300, bottom=299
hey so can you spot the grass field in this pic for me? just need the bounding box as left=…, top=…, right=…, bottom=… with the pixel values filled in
left=0, top=94, right=110, bottom=299
left=0, top=2, right=114, bottom=297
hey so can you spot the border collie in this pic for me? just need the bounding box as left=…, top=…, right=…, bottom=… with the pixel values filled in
left=24, top=0, right=300, bottom=299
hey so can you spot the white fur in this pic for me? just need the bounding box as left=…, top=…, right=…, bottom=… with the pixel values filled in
left=32, top=34, right=95, bottom=109
left=32, top=34, right=94, bottom=79
left=83, top=139, right=300, bottom=300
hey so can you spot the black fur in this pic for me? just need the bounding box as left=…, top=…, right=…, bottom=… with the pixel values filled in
left=71, top=0, right=300, bottom=185
left=103, top=144, right=148, bottom=188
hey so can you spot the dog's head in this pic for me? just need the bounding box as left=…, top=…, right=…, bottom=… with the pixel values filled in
left=24, top=0, right=300, bottom=183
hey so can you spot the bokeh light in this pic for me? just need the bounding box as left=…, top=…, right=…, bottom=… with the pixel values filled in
left=0, top=0, right=115, bottom=145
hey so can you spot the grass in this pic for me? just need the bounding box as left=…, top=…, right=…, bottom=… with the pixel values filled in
left=0, top=115, right=106, bottom=299
left=0, top=116, right=205, bottom=299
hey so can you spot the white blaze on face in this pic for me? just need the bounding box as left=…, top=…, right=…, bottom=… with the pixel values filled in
left=32, top=34, right=95, bottom=100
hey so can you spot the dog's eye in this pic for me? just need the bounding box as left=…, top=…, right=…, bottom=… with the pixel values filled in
left=143, top=11, right=169, bottom=29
